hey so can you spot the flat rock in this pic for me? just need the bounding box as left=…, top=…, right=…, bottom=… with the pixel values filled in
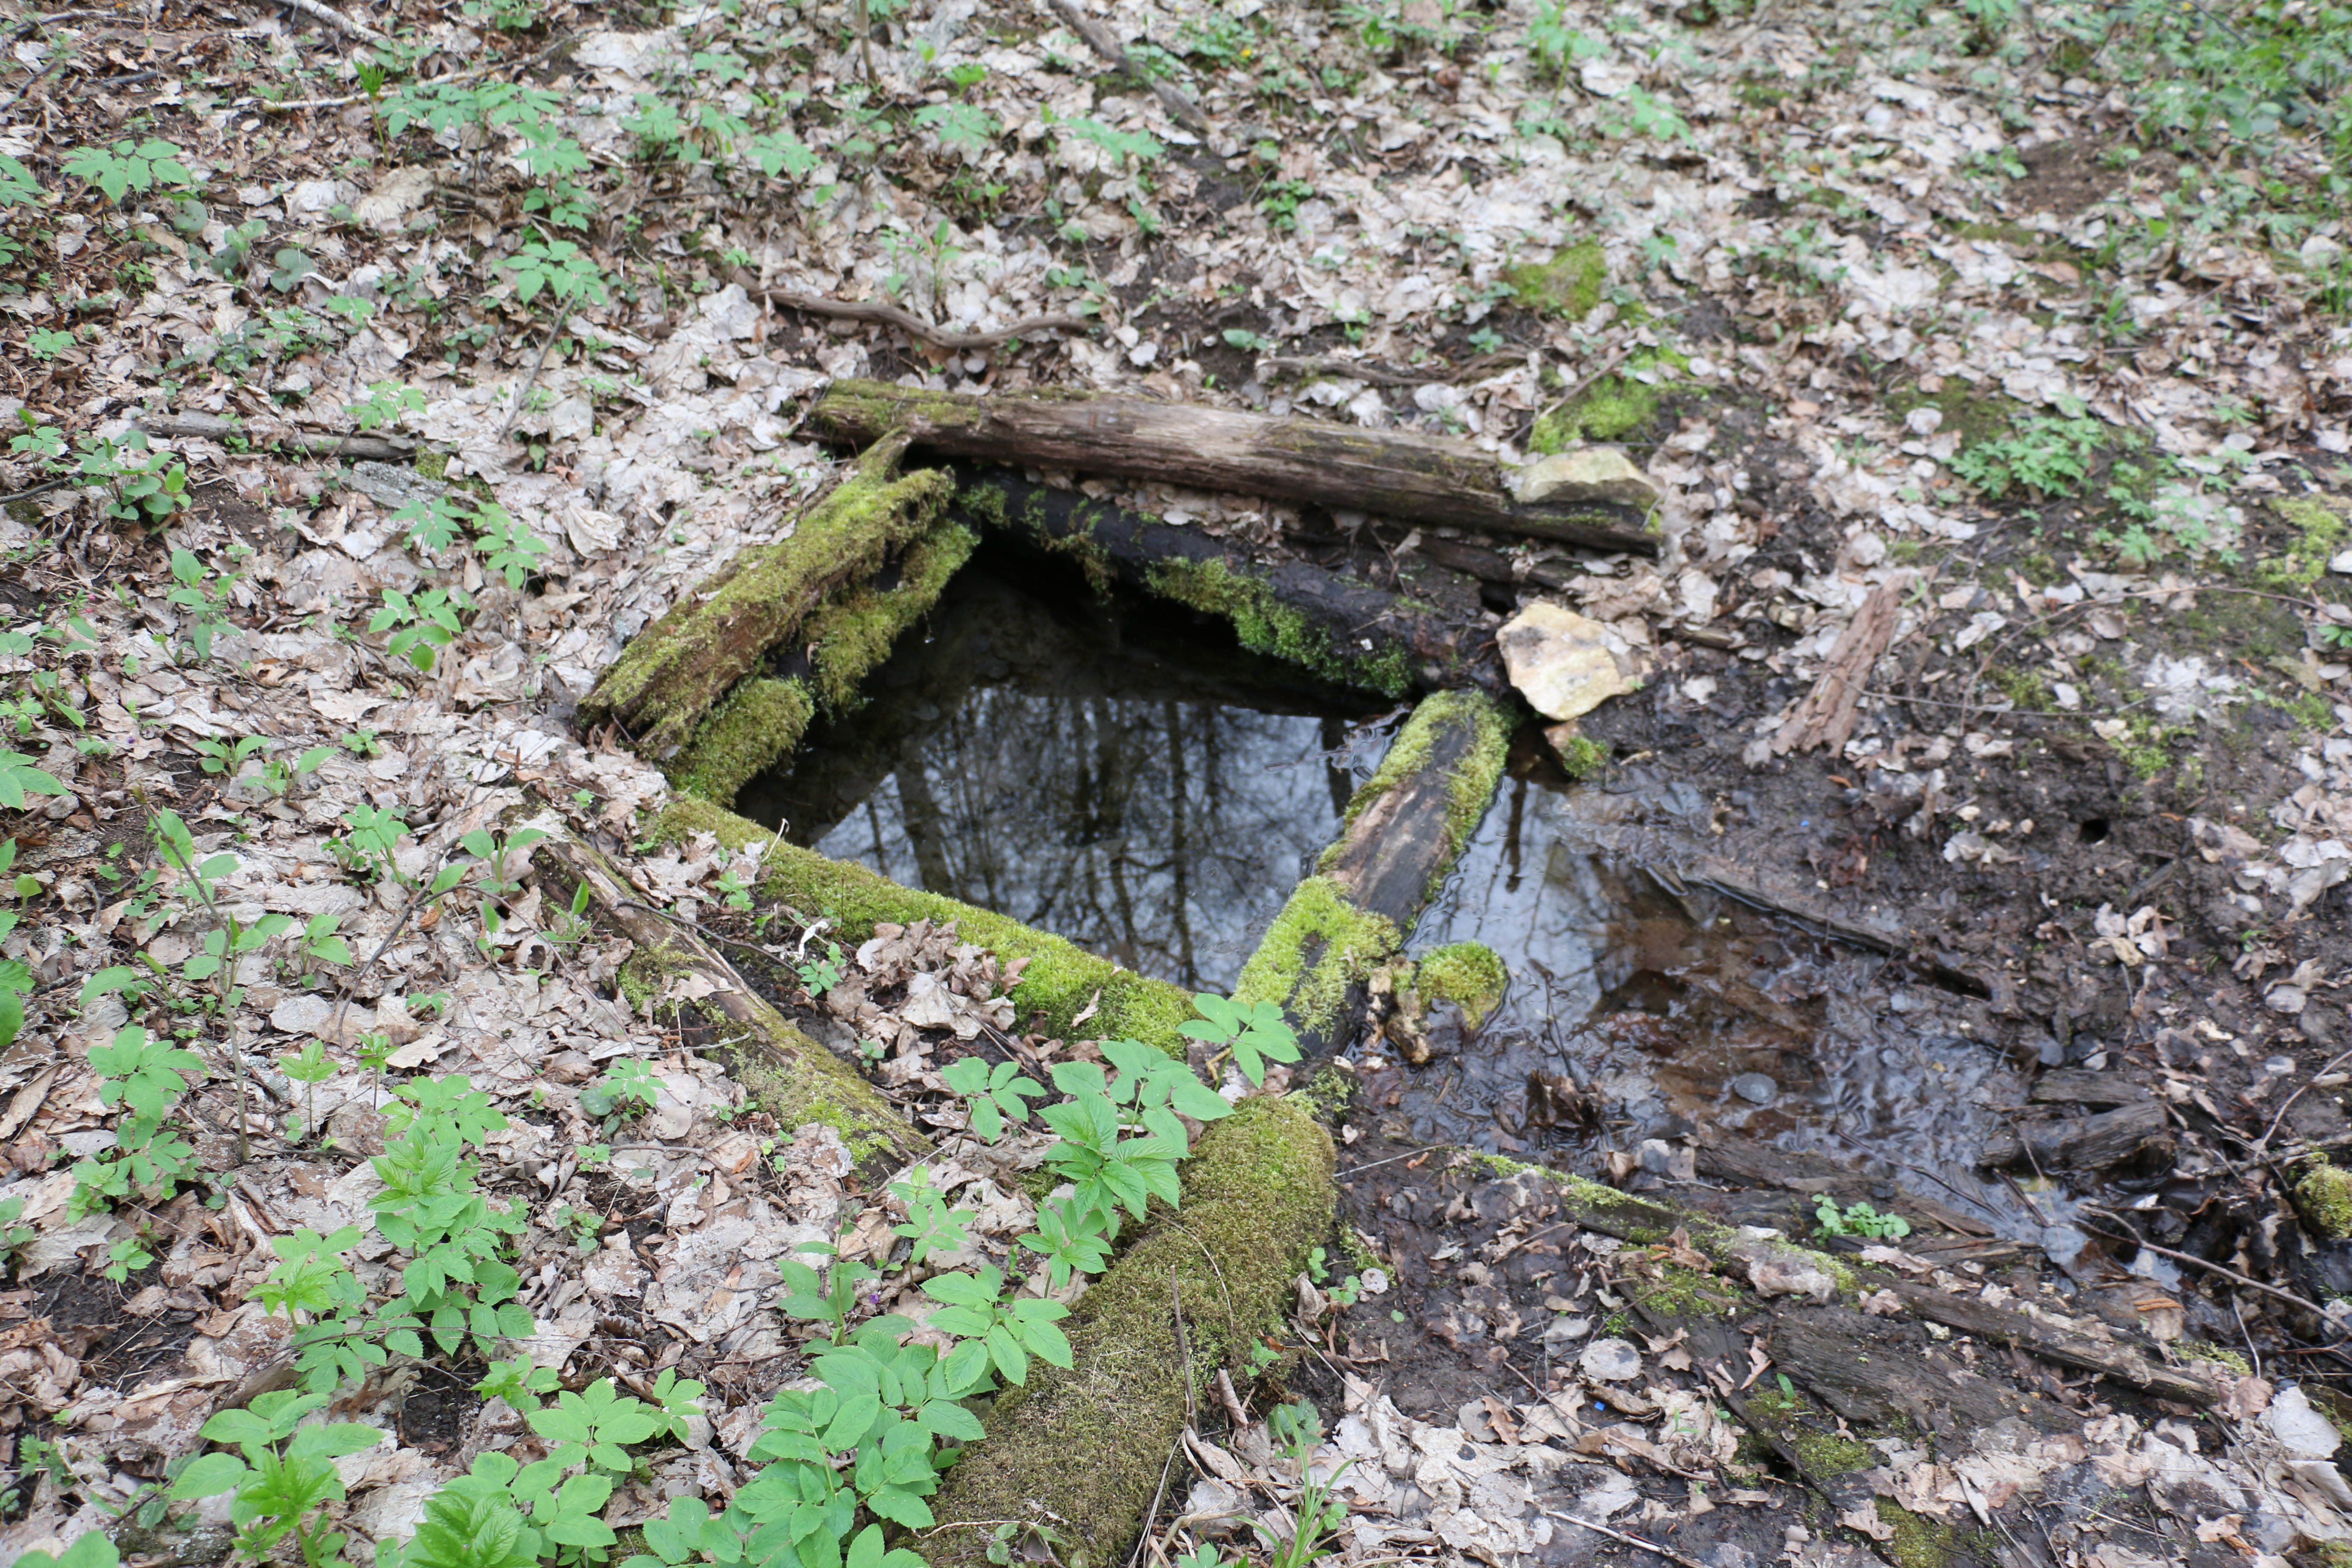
left=1509, top=447, right=1662, bottom=510
left=1498, top=601, right=1637, bottom=720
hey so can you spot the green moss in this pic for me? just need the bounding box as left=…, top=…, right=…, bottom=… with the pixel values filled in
left=1506, top=241, right=1608, bottom=320
left=1145, top=556, right=1414, bottom=697
left=2176, top=1339, right=2253, bottom=1375
left=1556, top=733, right=1607, bottom=779
left=2297, top=1155, right=2352, bottom=1240
left=617, top=939, right=696, bottom=1015
left=1987, top=667, right=2055, bottom=711
left=797, top=521, right=978, bottom=712
left=1886, top=385, right=2016, bottom=447
left=732, top=1053, right=896, bottom=1163
left=1412, top=941, right=1507, bottom=1028
left=1631, top=1262, right=1740, bottom=1320
left=2255, top=496, right=2349, bottom=592
left=1327, top=689, right=1512, bottom=891
left=1529, top=346, right=1691, bottom=451
left=665, top=677, right=815, bottom=805
left=925, top=1096, right=1336, bottom=1568
left=1877, top=1500, right=1960, bottom=1568
left=1232, top=875, right=1400, bottom=1034
left=413, top=448, right=450, bottom=481
left=585, top=436, right=952, bottom=755
left=649, top=798, right=1197, bottom=1053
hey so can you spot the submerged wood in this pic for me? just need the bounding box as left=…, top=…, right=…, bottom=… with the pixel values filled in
left=1980, top=1098, right=2172, bottom=1170
left=578, top=433, right=949, bottom=759
left=955, top=466, right=1490, bottom=696
left=809, top=379, right=1663, bottom=554
left=527, top=822, right=928, bottom=1176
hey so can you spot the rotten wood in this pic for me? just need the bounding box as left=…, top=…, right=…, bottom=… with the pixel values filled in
left=578, top=432, right=950, bottom=758
left=956, top=467, right=1494, bottom=695
left=1773, top=574, right=1912, bottom=756
left=809, top=380, right=1663, bottom=555
left=1980, top=1099, right=2172, bottom=1170
left=2030, top=1068, right=2154, bottom=1107
left=528, top=824, right=930, bottom=1176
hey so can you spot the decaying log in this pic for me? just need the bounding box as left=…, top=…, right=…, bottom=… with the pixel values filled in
left=526, top=818, right=929, bottom=1176
left=955, top=467, right=1491, bottom=696
left=1233, top=690, right=1512, bottom=1052
left=1980, top=1099, right=2172, bottom=1170
left=923, top=1096, right=1335, bottom=1568
left=1772, top=574, right=1912, bottom=756
left=2031, top=1068, right=2154, bottom=1107
left=578, top=433, right=950, bottom=760
left=808, top=379, right=1663, bottom=554
left=663, top=519, right=977, bottom=806
left=651, top=798, right=1201, bottom=1052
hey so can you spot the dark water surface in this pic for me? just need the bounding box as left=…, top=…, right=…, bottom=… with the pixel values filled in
left=738, top=541, right=1394, bottom=992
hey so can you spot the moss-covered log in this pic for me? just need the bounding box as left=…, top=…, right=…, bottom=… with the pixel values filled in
left=525, top=818, right=928, bottom=1176
left=809, top=380, right=1661, bottom=555
left=953, top=468, right=1487, bottom=697
left=1234, top=690, right=1512, bottom=1049
left=649, top=797, right=1197, bottom=1053
left=922, top=1096, right=1336, bottom=1568
left=665, top=520, right=978, bottom=805
left=579, top=434, right=952, bottom=758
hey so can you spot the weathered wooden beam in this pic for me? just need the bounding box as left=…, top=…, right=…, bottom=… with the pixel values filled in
left=808, top=380, right=1663, bottom=555
left=524, top=818, right=930, bottom=1178
left=954, top=468, right=1492, bottom=697
left=578, top=433, right=950, bottom=759
left=1234, top=690, right=1513, bottom=1052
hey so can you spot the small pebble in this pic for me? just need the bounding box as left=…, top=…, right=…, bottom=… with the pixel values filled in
left=1730, top=1072, right=1778, bottom=1105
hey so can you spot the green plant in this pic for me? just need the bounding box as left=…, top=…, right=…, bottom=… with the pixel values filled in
left=796, top=940, right=845, bottom=998
left=776, top=1239, right=879, bottom=1347
left=918, top=1264, right=1072, bottom=1386
left=939, top=1056, right=1044, bottom=1141
left=502, top=237, right=611, bottom=307
left=1181, top=993, right=1300, bottom=1084
left=61, top=138, right=193, bottom=202
left=579, top=1057, right=659, bottom=1120
left=347, top=382, right=426, bottom=432
left=169, top=1390, right=386, bottom=1568
left=165, top=548, right=235, bottom=662
left=1254, top=1399, right=1351, bottom=1568
left=371, top=587, right=471, bottom=671
left=889, top=1167, right=976, bottom=1265
left=1813, top=1197, right=1911, bottom=1239
left=280, top=1039, right=337, bottom=1140
left=1949, top=414, right=2112, bottom=499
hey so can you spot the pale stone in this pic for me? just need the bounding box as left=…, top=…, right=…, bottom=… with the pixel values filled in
left=1508, top=447, right=1663, bottom=510
left=1498, top=601, right=1636, bottom=720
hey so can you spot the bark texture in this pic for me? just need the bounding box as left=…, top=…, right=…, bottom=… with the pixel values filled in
left=810, top=380, right=1661, bottom=554
left=955, top=468, right=1492, bottom=697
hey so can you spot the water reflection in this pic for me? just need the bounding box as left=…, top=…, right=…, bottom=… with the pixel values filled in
left=738, top=542, right=1390, bottom=992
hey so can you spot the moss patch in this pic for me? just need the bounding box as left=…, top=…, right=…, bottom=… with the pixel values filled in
left=1556, top=733, right=1607, bottom=778
left=2255, top=496, right=2351, bottom=594
left=797, top=521, right=978, bottom=712
left=1876, top=1499, right=1962, bottom=1568
left=1233, top=874, right=1401, bottom=1035
left=1145, top=555, right=1414, bottom=697
left=1530, top=346, right=1691, bottom=451
left=1411, top=941, right=1507, bottom=1028
left=665, top=677, right=815, bottom=806
left=1506, top=241, right=1608, bottom=320
left=650, top=798, right=1196, bottom=1053
left=924, top=1096, right=1336, bottom=1568
left=2297, top=1155, right=2352, bottom=1240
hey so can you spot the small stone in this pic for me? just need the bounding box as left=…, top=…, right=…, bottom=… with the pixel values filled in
left=1579, top=1337, right=1642, bottom=1381
left=2329, top=548, right=2352, bottom=575
left=1731, top=1073, right=1779, bottom=1105
left=1498, top=601, right=1638, bottom=721
left=270, top=993, right=336, bottom=1038
left=1508, top=447, right=1663, bottom=510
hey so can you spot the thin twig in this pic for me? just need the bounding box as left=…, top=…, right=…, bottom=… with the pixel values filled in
left=735, top=271, right=1095, bottom=352
left=0, top=49, right=66, bottom=118
left=2252, top=1046, right=2352, bottom=1159
left=1539, top=1511, right=1713, bottom=1568
left=497, top=302, right=570, bottom=447
left=1044, top=0, right=1210, bottom=135
left=269, top=0, right=394, bottom=47
left=2078, top=1210, right=2341, bottom=1321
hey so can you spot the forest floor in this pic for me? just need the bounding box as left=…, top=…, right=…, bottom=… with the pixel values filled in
left=3, top=0, right=2352, bottom=1563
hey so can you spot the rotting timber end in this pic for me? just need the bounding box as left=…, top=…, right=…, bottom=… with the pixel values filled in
left=1234, top=688, right=1513, bottom=1052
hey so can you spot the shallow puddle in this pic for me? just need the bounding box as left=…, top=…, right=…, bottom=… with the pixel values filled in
left=740, top=541, right=1392, bottom=991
